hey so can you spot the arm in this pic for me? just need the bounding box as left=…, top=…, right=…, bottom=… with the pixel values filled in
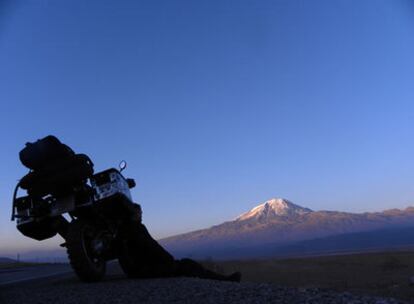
left=130, top=203, right=142, bottom=223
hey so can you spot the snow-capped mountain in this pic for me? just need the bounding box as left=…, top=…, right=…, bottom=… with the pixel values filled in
left=235, top=198, right=312, bottom=221
left=160, top=198, right=414, bottom=259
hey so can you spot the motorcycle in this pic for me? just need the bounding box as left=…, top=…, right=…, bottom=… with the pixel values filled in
left=11, top=136, right=141, bottom=282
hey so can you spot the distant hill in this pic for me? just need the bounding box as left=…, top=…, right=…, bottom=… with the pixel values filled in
left=270, top=225, right=414, bottom=257
left=160, top=198, right=414, bottom=259
left=0, top=257, right=16, bottom=264
left=0, top=249, right=68, bottom=263
left=169, top=226, right=414, bottom=259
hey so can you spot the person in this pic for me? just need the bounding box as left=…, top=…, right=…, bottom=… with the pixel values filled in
left=18, top=135, right=241, bottom=282
left=123, top=203, right=242, bottom=282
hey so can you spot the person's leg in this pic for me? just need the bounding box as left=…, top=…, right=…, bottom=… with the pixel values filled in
left=175, top=258, right=241, bottom=282
left=133, top=224, right=175, bottom=264
left=123, top=222, right=176, bottom=277
left=123, top=222, right=240, bottom=281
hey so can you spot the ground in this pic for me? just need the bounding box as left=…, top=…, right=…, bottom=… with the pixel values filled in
left=1, top=251, right=413, bottom=303
left=203, top=251, right=414, bottom=301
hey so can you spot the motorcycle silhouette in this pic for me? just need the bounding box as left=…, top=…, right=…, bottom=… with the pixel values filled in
left=11, top=136, right=141, bottom=282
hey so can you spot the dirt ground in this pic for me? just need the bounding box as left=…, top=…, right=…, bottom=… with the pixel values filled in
left=202, top=251, right=414, bottom=301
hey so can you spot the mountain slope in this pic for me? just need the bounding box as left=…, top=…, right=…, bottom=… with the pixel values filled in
left=160, top=198, right=414, bottom=258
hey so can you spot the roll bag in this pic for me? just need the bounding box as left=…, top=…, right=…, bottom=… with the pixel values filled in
left=19, top=135, right=74, bottom=170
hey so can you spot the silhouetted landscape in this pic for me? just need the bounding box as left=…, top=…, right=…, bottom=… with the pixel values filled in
left=161, top=198, right=414, bottom=259
left=2, top=0, right=414, bottom=303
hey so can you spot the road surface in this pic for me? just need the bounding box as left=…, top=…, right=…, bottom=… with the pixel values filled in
left=0, top=264, right=72, bottom=286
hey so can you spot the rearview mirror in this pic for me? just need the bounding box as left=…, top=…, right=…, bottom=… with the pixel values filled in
left=119, top=160, right=127, bottom=172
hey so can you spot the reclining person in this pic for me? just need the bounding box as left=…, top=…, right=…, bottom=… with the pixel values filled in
left=17, top=135, right=241, bottom=282
left=124, top=203, right=241, bottom=282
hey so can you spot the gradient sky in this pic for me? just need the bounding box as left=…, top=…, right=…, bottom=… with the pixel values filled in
left=1, top=0, right=414, bottom=255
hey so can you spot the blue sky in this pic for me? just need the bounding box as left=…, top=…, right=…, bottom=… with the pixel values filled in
left=1, top=0, right=414, bottom=255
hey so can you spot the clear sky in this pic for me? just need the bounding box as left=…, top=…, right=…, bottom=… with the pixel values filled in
left=1, top=0, right=414, bottom=255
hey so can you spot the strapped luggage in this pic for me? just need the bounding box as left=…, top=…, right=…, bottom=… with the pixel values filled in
left=19, top=135, right=74, bottom=170
left=18, top=136, right=94, bottom=197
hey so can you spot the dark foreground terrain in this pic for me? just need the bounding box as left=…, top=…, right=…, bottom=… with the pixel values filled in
left=205, top=251, right=414, bottom=302
left=0, top=263, right=71, bottom=285
left=0, top=261, right=408, bottom=304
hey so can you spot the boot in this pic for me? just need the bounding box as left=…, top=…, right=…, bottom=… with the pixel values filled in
left=176, top=258, right=242, bottom=282
left=226, top=271, right=242, bottom=282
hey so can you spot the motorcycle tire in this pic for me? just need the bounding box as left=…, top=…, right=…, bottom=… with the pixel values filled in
left=66, top=220, right=106, bottom=282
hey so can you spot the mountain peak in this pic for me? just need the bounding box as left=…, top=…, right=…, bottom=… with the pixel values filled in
left=236, top=198, right=312, bottom=221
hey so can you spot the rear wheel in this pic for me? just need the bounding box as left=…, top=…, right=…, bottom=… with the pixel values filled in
left=66, top=220, right=106, bottom=282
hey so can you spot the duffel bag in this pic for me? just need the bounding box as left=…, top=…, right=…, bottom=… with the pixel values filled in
left=19, top=135, right=75, bottom=170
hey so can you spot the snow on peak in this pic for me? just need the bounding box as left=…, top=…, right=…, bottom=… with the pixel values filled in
left=236, top=198, right=313, bottom=221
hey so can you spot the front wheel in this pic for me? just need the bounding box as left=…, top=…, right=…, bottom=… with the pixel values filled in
left=66, top=220, right=106, bottom=282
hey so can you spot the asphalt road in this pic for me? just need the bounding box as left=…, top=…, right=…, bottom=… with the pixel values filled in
left=0, top=264, right=72, bottom=286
